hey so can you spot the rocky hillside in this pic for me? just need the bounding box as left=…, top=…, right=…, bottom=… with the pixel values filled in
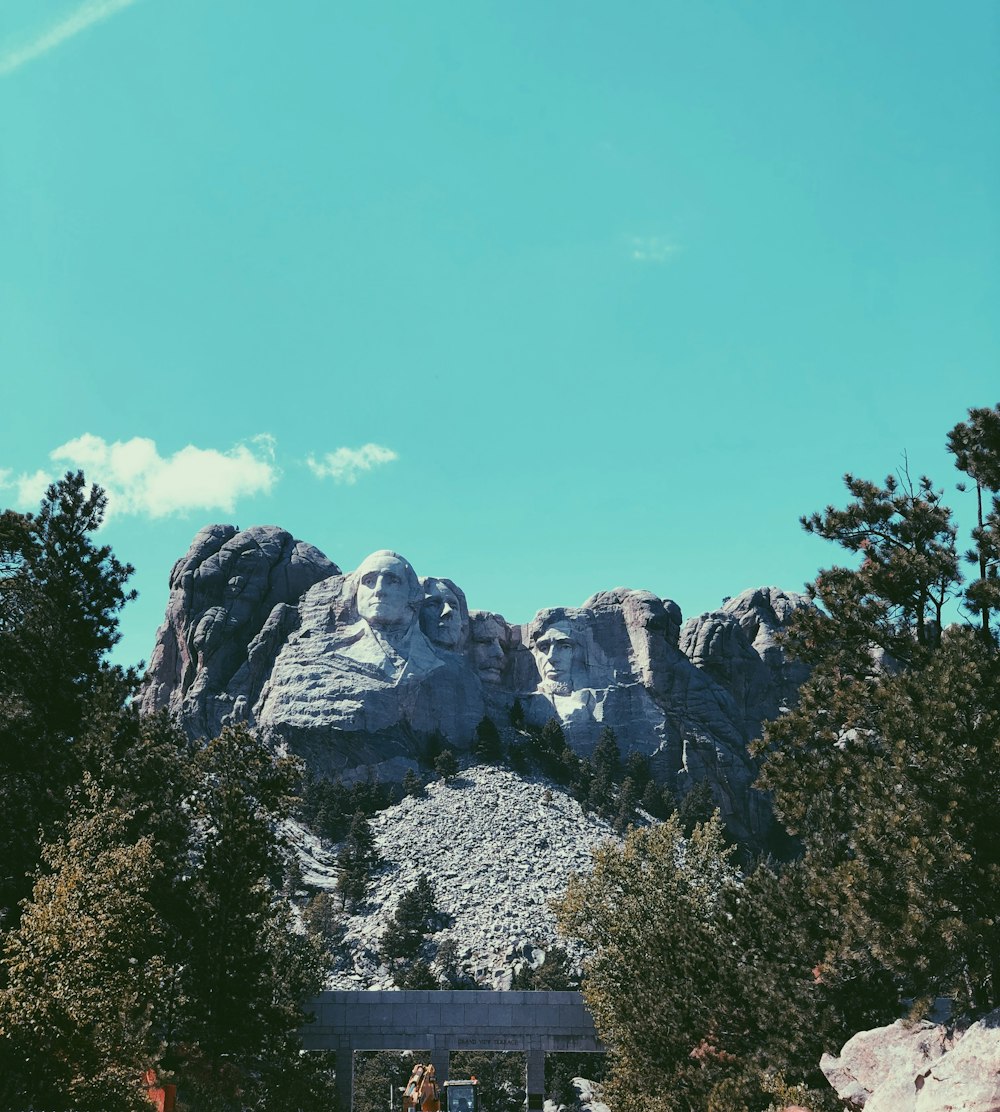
left=291, top=764, right=619, bottom=989
left=142, top=524, right=813, bottom=848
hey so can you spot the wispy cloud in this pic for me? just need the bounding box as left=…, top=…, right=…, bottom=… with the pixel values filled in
left=308, top=444, right=398, bottom=485
left=0, top=0, right=140, bottom=77
left=0, top=434, right=278, bottom=519
left=629, top=236, right=680, bottom=263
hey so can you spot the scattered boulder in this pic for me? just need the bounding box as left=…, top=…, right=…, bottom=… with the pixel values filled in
left=820, top=1009, right=1000, bottom=1111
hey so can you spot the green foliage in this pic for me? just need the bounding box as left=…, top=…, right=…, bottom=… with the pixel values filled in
left=556, top=815, right=744, bottom=1112
left=675, top=780, right=715, bottom=836
left=473, top=715, right=504, bottom=761
left=592, top=727, right=622, bottom=780
left=510, top=946, right=579, bottom=991
left=393, top=957, right=439, bottom=989
left=175, top=725, right=330, bottom=1109
left=544, top=1053, right=605, bottom=1108
left=299, top=770, right=399, bottom=843
left=0, top=479, right=334, bottom=1110
left=794, top=466, right=959, bottom=665
left=403, top=767, right=425, bottom=797
left=382, top=874, right=445, bottom=975
left=338, top=811, right=382, bottom=909
left=0, top=471, right=138, bottom=922
left=353, top=1051, right=431, bottom=1112
left=303, top=890, right=345, bottom=957
left=0, top=784, right=167, bottom=1112
left=948, top=404, right=1000, bottom=639
left=509, top=697, right=526, bottom=728
left=450, top=1052, right=525, bottom=1112
left=434, top=747, right=460, bottom=781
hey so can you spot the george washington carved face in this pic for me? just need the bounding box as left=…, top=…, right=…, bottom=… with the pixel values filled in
left=353, top=551, right=421, bottom=630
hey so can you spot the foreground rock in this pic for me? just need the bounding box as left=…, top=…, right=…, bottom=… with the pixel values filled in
left=142, top=526, right=812, bottom=844
left=821, top=1008, right=1000, bottom=1110
left=290, top=765, right=617, bottom=989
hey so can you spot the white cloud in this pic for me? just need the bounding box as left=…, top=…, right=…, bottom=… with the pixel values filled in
left=4, top=434, right=278, bottom=519
left=13, top=470, right=53, bottom=506
left=307, top=443, right=398, bottom=485
left=629, top=236, right=679, bottom=263
left=0, top=0, right=140, bottom=77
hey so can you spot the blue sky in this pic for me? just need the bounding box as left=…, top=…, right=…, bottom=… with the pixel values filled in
left=2, top=0, right=998, bottom=668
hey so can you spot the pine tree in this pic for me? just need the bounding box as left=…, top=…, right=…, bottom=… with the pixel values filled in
left=555, top=815, right=742, bottom=1112
left=0, top=472, right=137, bottom=921
left=472, top=715, right=503, bottom=761
left=0, top=783, right=168, bottom=1112
left=948, top=403, right=1000, bottom=640
left=173, top=725, right=329, bottom=1108
left=757, top=446, right=1000, bottom=1015
left=434, top=747, right=459, bottom=781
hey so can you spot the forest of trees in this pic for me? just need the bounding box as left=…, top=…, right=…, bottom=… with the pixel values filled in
left=0, top=473, right=336, bottom=1111
left=3, top=404, right=999, bottom=1112
left=556, top=404, right=1000, bottom=1112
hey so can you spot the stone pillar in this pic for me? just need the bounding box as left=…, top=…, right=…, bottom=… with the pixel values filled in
left=431, top=1045, right=450, bottom=1086
left=336, top=1046, right=354, bottom=1112
left=525, top=1050, right=545, bottom=1111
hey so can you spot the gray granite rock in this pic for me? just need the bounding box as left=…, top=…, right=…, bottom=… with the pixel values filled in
left=140, top=524, right=339, bottom=737
left=142, top=529, right=813, bottom=845
left=820, top=1009, right=1000, bottom=1112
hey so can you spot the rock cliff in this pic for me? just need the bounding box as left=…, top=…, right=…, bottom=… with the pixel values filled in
left=141, top=525, right=812, bottom=844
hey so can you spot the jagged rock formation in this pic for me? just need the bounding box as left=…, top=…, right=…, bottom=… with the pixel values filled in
left=291, top=765, right=617, bottom=990
left=142, top=526, right=812, bottom=844
left=820, top=1008, right=1000, bottom=1110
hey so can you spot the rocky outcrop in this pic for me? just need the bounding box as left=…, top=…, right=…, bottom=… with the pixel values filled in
left=292, top=765, right=617, bottom=990
left=142, top=527, right=813, bottom=844
left=820, top=1009, right=1000, bottom=1111
left=141, top=525, right=339, bottom=738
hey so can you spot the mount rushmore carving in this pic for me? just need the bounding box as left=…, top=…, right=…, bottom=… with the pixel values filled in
left=141, top=524, right=811, bottom=844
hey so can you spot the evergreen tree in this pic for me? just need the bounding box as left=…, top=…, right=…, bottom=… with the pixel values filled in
left=472, top=715, right=503, bottom=761
left=555, top=815, right=743, bottom=1111
left=337, top=811, right=382, bottom=909
left=612, top=776, right=639, bottom=834
left=0, top=472, right=137, bottom=920
left=675, top=780, right=715, bottom=836
left=591, top=727, right=622, bottom=781
left=948, top=403, right=1000, bottom=640
left=403, top=767, right=425, bottom=797
left=434, top=747, right=459, bottom=781
left=0, top=783, right=167, bottom=1112
left=757, top=447, right=1000, bottom=1014
left=174, top=725, right=329, bottom=1109
left=510, top=946, right=579, bottom=991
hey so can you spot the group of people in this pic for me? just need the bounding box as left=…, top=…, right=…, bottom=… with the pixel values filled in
left=403, top=1063, right=439, bottom=1112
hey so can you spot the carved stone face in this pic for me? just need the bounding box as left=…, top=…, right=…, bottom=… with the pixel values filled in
left=355, top=552, right=415, bottom=630
left=470, top=614, right=506, bottom=683
left=534, top=623, right=577, bottom=695
left=420, top=579, right=464, bottom=649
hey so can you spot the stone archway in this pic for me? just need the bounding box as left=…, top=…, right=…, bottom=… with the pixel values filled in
left=302, top=990, right=605, bottom=1112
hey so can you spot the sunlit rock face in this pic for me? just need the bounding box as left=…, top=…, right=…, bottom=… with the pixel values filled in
left=141, top=526, right=814, bottom=845
left=139, top=524, right=339, bottom=739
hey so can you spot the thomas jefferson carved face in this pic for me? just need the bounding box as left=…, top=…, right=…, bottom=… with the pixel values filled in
left=420, top=579, right=465, bottom=649
left=534, top=623, right=577, bottom=695
left=355, top=551, right=418, bottom=630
